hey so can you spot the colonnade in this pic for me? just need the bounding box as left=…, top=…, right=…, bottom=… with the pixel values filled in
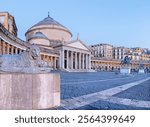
left=91, top=60, right=150, bottom=72
left=91, top=60, right=120, bottom=71
left=60, top=49, right=91, bottom=70
left=0, top=38, right=23, bottom=55
left=41, top=54, right=57, bottom=69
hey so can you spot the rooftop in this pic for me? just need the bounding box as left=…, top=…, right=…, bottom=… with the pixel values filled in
left=30, top=15, right=68, bottom=30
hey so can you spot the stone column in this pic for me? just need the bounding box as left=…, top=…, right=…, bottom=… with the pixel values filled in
left=51, top=56, right=53, bottom=67
left=89, top=54, right=91, bottom=70
left=85, top=54, right=87, bottom=69
left=47, top=56, right=50, bottom=67
left=6, top=43, right=9, bottom=54
left=88, top=54, right=90, bottom=69
left=49, top=56, right=52, bottom=67
left=2, top=41, right=5, bottom=54
left=82, top=54, right=85, bottom=69
left=81, top=53, right=83, bottom=69
left=75, top=52, right=77, bottom=69
left=79, top=53, right=81, bottom=70
left=87, top=54, right=89, bottom=69
left=66, top=50, right=69, bottom=69
left=15, top=47, right=18, bottom=54
left=60, top=49, right=64, bottom=70
left=45, top=55, right=47, bottom=61
left=11, top=46, right=14, bottom=55
left=53, top=57, right=56, bottom=70
left=71, top=51, right=73, bottom=69
left=0, top=39, right=2, bottom=54
left=86, top=54, right=88, bottom=70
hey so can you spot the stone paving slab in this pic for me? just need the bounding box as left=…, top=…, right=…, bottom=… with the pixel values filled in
left=57, top=72, right=150, bottom=110
left=114, top=80, right=150, bottom=101
left=61, top=77, right=150, bottom=109
left=75, top=100, right=150, bottom=110
left=61, top=73, right=150, bottom=100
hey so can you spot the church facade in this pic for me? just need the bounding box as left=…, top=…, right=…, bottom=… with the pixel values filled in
left=0, top=12, right=150, bottom=72
left=0, top=12, right=91, bottom=72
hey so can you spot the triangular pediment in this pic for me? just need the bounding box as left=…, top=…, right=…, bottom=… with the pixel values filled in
left=66, top=40, right=90, bottom=51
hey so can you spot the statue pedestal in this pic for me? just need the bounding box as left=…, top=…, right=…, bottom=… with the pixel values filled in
left=0, top=73, right=60, bottom=109
left=139, top=69, right=145, bottom=74
left=120, top=67, right=131, bottom=74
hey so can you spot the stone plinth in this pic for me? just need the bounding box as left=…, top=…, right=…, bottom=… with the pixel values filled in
left=0, top=73, right=60, bottom=110
left=120, top=67, right=131, bottom=74
left=139, top=69, right=145, bottom=74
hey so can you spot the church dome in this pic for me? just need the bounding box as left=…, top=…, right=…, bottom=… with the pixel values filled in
left=25, top=15, right=72, bottom=43
left=28, top=31, right=51, bottom=47
left=30, top=32, right=48, bottom=39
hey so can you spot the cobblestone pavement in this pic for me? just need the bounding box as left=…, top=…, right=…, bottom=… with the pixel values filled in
left=114, top=80, right=150, bottom=101
left=59, top=72, right=150, bottom=110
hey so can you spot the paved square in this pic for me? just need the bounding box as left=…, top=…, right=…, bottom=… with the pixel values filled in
left=59, top=72, right=150, bottom=110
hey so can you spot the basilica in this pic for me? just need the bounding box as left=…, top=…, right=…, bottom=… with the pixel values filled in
left=0, top=12, right=150, bottom=72
left=0, top=12, right=91, bottom=72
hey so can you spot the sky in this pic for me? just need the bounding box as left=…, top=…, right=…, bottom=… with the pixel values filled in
left=1, top=0, right=150, bottom=49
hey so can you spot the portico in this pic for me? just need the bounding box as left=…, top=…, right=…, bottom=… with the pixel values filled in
left=58, top=39, right=91, bottom=72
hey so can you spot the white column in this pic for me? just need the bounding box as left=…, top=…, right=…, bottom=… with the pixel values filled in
left=60, top=49, right=64, bottom=69
left=11, top=45, right=14, bottom=55
left=75, top=52, right=77, bottom=69
left=49, top=56, right=52, bottom=67
left=79, top=53, right=81, bottom=70
left=2, top=41, right=5, bottom=54
left=48, top=56, right=50, bottom=67
left=82, top=54, right=85, bottom=69
left=86, top=54, right=89, bottom=70
left=52, top=56, right=54, bottom=68
left=6, top=44, right=9, bottom=54
left=89, top=54, right=91, bottom=70
left=15, top=47, right=18, bottom=54
left=85, top=54, right=86, bottom=69
left=66, top=50, right=69, bottom=69
left=0, top=39, right=2, bottom=54
left=71, top=51, right=73, bottom=69
left=84, top=54, right=86, bottom=69
left=54, top=57, right=56, bottom=70
left=87, top=54, right=89, bottom=69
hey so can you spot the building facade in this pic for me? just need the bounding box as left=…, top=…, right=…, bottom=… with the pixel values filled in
left=0, top=12, right=91, bottom=72
left=0, top=12, right=24, bottom=56
left=0, top=12, right=17, bottom=36
left=90, top=43, right=113, bottom=59
left=113, top=47, right=129, bottom=60
left=0, top=12, right=150, bottom=72
left=90, top=44, right=150, bottom=72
